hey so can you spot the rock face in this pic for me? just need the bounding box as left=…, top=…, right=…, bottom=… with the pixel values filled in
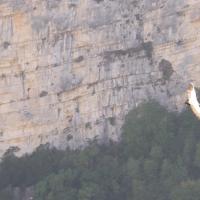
left=0, top=0, right=200, bottom=156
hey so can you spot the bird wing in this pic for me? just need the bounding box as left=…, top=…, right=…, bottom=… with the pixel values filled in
left=187, top=83, right=200, bottom=120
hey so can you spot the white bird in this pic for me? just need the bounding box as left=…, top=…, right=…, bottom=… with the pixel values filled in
left=186, top=83, right=200, bottom=120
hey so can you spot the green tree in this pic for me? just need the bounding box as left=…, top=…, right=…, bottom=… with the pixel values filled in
left=171, top=180, right=200, bottom=200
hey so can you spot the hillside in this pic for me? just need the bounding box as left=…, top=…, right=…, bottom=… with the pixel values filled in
left=1, top=102, right=200, bottom=200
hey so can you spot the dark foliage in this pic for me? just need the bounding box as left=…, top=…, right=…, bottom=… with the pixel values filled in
left=0, top=101, right=200, bottom=200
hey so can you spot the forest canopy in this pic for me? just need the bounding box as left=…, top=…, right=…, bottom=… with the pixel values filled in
left=1, top=101, right=200, bottom=200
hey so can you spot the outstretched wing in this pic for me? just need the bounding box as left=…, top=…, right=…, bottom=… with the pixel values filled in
left=187, top=83, right=200, bottom=120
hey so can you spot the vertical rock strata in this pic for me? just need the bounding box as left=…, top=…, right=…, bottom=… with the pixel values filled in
left=0, top=0, right=200, bottom=155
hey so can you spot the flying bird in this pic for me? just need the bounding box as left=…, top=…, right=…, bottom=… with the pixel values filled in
left=186, top=83, right=200, bottom=120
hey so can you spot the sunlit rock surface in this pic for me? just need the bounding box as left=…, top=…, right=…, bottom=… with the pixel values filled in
left=0, top=0, right=200, bottom=156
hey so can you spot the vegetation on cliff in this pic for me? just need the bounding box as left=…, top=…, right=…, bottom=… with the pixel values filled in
left=1, top=101, right=200, bottom=200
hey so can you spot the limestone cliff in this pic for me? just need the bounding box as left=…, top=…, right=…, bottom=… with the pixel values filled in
left=0, top=0, right=199, bottom=156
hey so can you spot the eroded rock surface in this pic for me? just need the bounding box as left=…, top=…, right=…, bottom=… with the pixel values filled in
left=0, top=0, right=200, bottom=156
